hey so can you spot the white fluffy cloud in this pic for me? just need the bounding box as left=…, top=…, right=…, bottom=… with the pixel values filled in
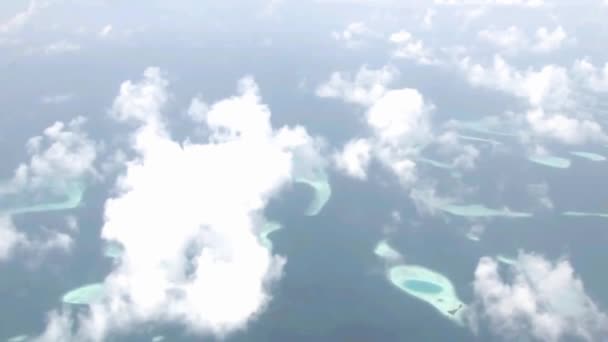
left=2, top=117, right=97, bottom=193
left=478, top=26, right=528, bottom=52
left=472, top=254, right=608, bottom=341
left=41, top=93, right=74, bottom=104
left=478, top=26, right=566, bottom=53
left=0, top=216, right=26, bottom=261
left=334, top=138, right=372, bottom=179
left=388, top=30, right=436, bottom=64
left=0, top=215, right=73, bottom=262
left=37, top=67, right=324, bottom=340
left=315, top=65, right=398, bottom=106
left=318, top=65, right=433, bottom=186
left=43, top=40, right=81, bottom=55
left=331, top=22, right=375, bottom=48
left=0, top=0, right=45, bottom=34
left=533, top=26, right=567, bottom=52
left=0, top=118, right=94, bottom=262
left=461, top=55, right=571, bottom=109
left=460, top=55, right=607, bottom=144
left=526, top=107, right=605, bottom=145
left=98, top=25, right=112, bottom=38
left=435, top=0, right=544, bottom=7
left=573, top=58, right=608, bottom=92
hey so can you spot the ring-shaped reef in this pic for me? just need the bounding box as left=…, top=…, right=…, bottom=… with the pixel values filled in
left=259, top=221, right=283, bottom=251
left=294, top=170, right=332, bottom=216
left=388, top=265, right=467, bottom=325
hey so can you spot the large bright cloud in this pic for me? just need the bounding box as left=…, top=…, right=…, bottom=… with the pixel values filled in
left=460, top=55, right=607, bottom=145
left=318, top=65, right=433, bottom=185
left=315, top=65, right=398, bottom=106
left=37, top=67, right=324, bottom=340
left=471, top=253, right=608, bottom=341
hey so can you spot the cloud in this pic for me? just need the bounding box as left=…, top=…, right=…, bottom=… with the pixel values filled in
left=318, top=65, right=433, bottom=186
left=333, top=138, right=372, bottom=179
left=0, top=118, right=94, bottom=262
left=43, top=40, right=81, bottom=55
left=526, top=183, right=553, bottom=210
left=471, top=253, right=608, bottom=341
left=315, top=65, right=398, bottom=106
left=36, top=67, right=324, bottom=340
left=41, top=93, right=74, bottom=104
left=460, top=55, right=607, bottom=144
left=478, top=26, right=528, bottom=52
left=460, top=55, right=571, bottom=109
left=422, top=8, right=436, bottom=29
left=0, top=216, right=27, bottom=261
left=478, top=26, right=567, bottom=54
left=533, top=26, right=567, bottom=52
left=525, top=107, right=605, bottom=145
left=98, top=25, right=112, bottom=38
left=1, top=117, right=97, bottom=193
left=0, top=215, right=73, bottom=262
left=388, top=30, right=436, bottom=64
left=0, top=0, right=46, bottom=34
left=573, top=58, right=608, bottom=92
left=331, top=22, right=376, bottom=48
left=435, top=0, right=544, bottom=7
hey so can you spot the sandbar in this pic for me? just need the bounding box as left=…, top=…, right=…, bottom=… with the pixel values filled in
left=62, top=283, right=105, bottom=305
left=569, top=151, right=606, bottom=162
left=528, top=155, right=571, bottom=169
left=374, top=240, right=402, bottom=261
left=441, top=204, right=532, bottom=218
left=562, top=211, right=608, bottom=218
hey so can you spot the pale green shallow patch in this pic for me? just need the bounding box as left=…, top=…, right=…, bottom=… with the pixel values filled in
left=456, top=134, right=502, bottom=145
left=466, top=231, right=481, bottom=242
left=497, top=254, right=517, bottom=266
left=416, top=157, right=461, bottom=178
left=7, top=335, right=28, bottom=342
left=441, top=204, right=532, bottom=218
left=528, top=155, right=571, bottom=169
left=374, top=240, right=402, bottom=261
left=151, top=336, right=165, bottom=342
left=103, top=241, right=124, bottom=259
left=1, top=182, right=85, bottom=215
left=456, top=121, right=517, bottom=137
left=388, top=265, right=467, bottom=324
left=295, top=170, right=332, bottom=216
left=562, top=211, right=608, bottom=218
left=259, top=221, right=282, bottom=250
left=569, top=151, right=606, bottom=162
left=417, top=157, right=454, bottom=169
left=62, top=283, right=105, bottom=305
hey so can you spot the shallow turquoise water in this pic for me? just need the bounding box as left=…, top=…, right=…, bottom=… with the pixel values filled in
left=403, top=280, right=443, bottom=294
